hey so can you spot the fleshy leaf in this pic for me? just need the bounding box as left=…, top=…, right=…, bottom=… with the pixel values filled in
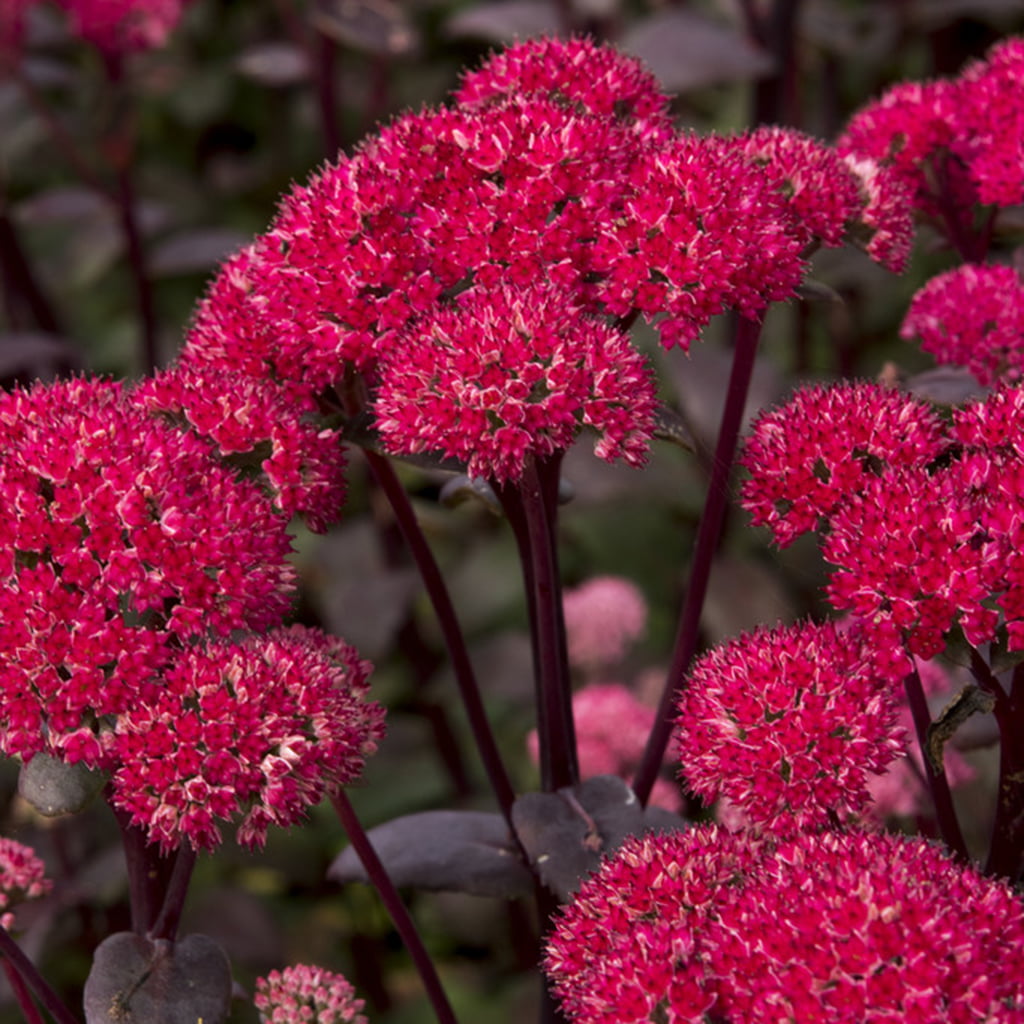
left=18, top=754, right=106, bottom=817
left=327, top=810, right=533, bottom=898
left=83, top=933, right=231, bottom=1024
left=512, top=776, right=685, bottom=900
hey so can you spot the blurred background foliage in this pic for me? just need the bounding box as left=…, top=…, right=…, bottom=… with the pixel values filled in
left=2, top=0, right=1024, bottom=1021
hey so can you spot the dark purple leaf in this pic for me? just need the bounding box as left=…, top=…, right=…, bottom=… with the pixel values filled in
left=443, top=1, right=558, bottom=42
left=620, top=11, right=775, bottom=91
left=311, top=0, right=420, bottom=56
left=83, top=933, right=231, bottom=1024
left=328, top=810, right=533, bottom=898
left=235, top=42, right=312, bottom=86
left=903, top=366, right=989, bottom=406
left=0, top=332, right=81, bottom=382
left=512, top=776, right=685, bottom=900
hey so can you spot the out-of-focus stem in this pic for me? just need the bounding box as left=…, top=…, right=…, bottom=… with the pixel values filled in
left=498, top=455, right=578, bottom=793
left=633, top=315, right=762, bottom=806
left=363, top=449, right=516, bottom=823
left=904, top=663, right=969, bottom=862
left=330, top=789, right=459, bottom=1024
left=0, top=926, right=79, bottom=1024
left=0, top=206, right=63, bottom=335
left=1, top=956, right=44, bottom=1024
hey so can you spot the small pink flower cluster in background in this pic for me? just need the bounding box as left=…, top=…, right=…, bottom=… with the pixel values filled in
left=255, top=964, right=367, bottom=1024
left=0, top=376, right=379, bottom=852
left=839, top=37, right=1024, bottom=217
left=181, top=34, right=912, bottom=484
left=545, top=825, right=1024, bottom=1023
left=0, top=838, right=51, bottom=930
left=742, top=381, right=1024, bottom=657
left=528, top=577, right=681, bottom=810
left=562, top=575, right=648, bottom=672
left=901, top=263, right=1024, bottom=388
left=677, top=621, right=906, bottom=832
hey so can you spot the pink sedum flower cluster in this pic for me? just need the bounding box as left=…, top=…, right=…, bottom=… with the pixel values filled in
left=743, top=380, right=1024, bottom=657
left=180, top=36, right=906, bottom=485
left=110, top=626, right=384, bottom=853
left=901, top=263, right=1024, bottom=387
left=255, top=964, right=367, bottom=1024
left=0, top=377, right=295, bottom=767
left=56, top=0, right=192, bottom=54
left=0, top=838, right=51, bottom=930
left=839, top=37, right=1024, bottom=222
left=374, top=283, right=657, bottom=483
left=545, top=825, right=1024, bottom=1023
left=563, top=575, right=648, bottom=672
left=740, top=381, right=948, bottom=547
left=676, top=621, right=906, bottom=832
left=138, top=364, right=346, bottom=532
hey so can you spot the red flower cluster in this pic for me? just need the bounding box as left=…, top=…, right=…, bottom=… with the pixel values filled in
left=676, top=621, right=905, bottom=832
left=0, top=838, right=51, bottom=930
left=740, top=381, right=948, bottom=546
left=373, top=283, right=657, bottom=483
left=901, top=263, right=1024, bottom=387
left=110, top=626, right=384, bottom=853
left=743, top=381, right=1024, bottom=657
left=255, top=964, right=367, bottom=1024
left=0, top=377, right=295, bottom=767
left=546, top=826, right=1024, bottom=1023
left=839, top=37, right=1024, bottom=218
left=138, top=365, right=346, bottom=532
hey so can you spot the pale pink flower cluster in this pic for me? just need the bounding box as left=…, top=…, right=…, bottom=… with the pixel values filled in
left=677, top=621, right=906, bottom=832
left=545, top=825, right=1024, bottom=1023
left=255, top=964, right=367, bottom=1024
left=0, top=838, right=51, bottom=930
left=527, top=683, right=682, bottom=812
left=563, top=575, right=648, bottom=672
left=901, top=263, right=1024, bottom=387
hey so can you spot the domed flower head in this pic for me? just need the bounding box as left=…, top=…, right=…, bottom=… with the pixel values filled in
left=0, top=377, right=295, bottom=768
left=732, top=126, right=863, bottom=249
left=592, top=133, right=806, bottom=349
left=711, top=830, right=1024, bottom=1023
left=546, top=826, right=1024, bottom=1023
left=823, top=462, right=1000, bottom=658
left=455, top=35, right=674, bottom=143
left=255, top=964, right=367, bottom=1024
left=137, top=364, right=346, bottom=533
left=373, top=283, right=657, bottom=484
left=740, top=381, right=948, bottom=547
left=564, top=575, right=648, bottom=672
left=109, top=626, right=384, bottom=853
left=676, top=620, right=906, bottom=832
left=0, top=838, right=51, bottom=930
left=545, top=825, right=758, bottom=1024
left=901, top=263, right=1024, bottom=387
left=57, top=0, right=192, bottom=54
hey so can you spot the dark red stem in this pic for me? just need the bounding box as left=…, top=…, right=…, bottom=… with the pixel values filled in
left=0, top=926, right=79, bottom=1024
left=633, top=315, right=763, bottom=806
left=330, top=788, right=459, bottom=1024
